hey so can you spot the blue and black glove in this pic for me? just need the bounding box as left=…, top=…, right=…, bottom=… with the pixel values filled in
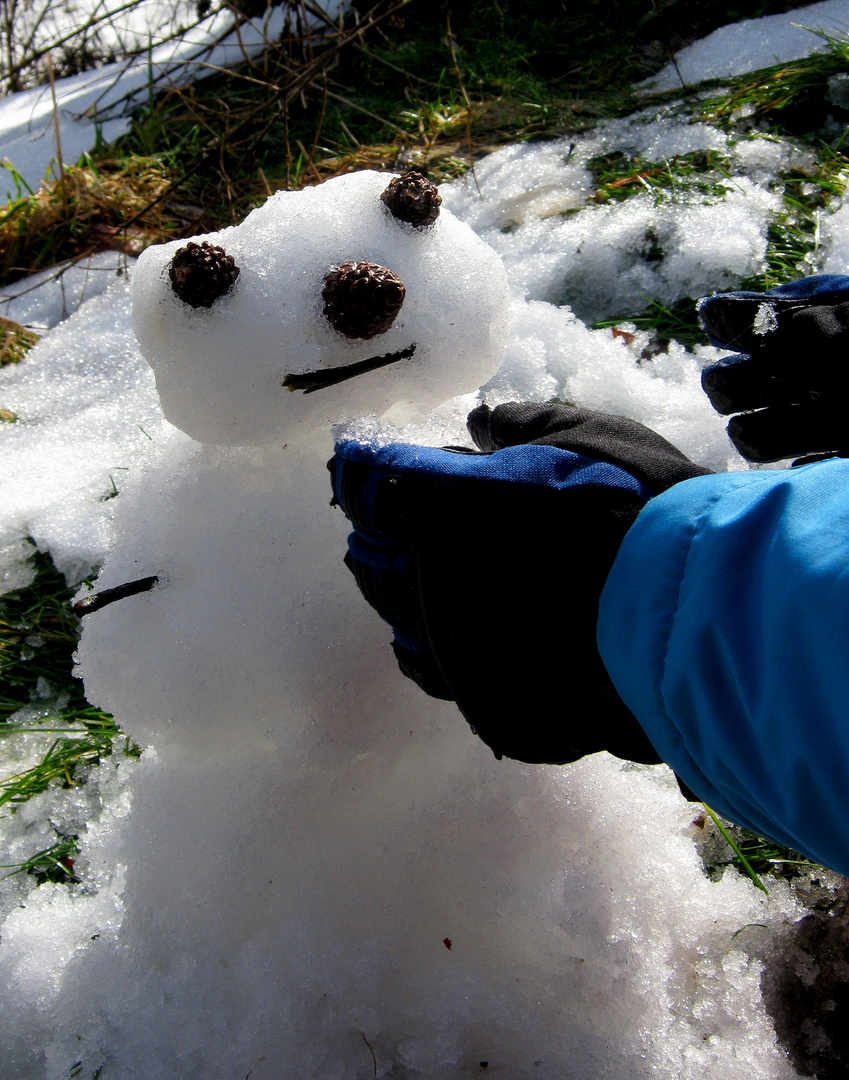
left=329, top=402, right=711, bottom=766
left=699, top=274, right=849, bottom=462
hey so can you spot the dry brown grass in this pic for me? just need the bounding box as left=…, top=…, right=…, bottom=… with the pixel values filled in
left=0, top=315, right=38, bottom=366
left=0, top=155, right=180, bottom=287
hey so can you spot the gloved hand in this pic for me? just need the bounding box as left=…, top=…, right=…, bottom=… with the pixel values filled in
left=699, top=274, right=849, bottom=462
left=329, top=402, right=711, bottom=766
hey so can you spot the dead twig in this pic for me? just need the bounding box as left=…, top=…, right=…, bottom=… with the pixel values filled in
left=445, top=9, right=480, bottom=196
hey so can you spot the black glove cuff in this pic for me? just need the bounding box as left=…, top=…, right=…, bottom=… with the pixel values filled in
left=468, top=402, right=712, bottom=494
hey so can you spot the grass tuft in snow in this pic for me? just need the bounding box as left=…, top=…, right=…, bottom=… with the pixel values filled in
left=0, top=315, right=39, bottom=364
left=752, top=144, right=849, bottom=288
left=698, top=36, right=849, bottom=133
left=0, top=706, right=136, bottom=811
left=0, top=545, right=138, bottom=839
left=587, top=147, right=735, bottom=205
left=588, top=43, right=849, bottom=349
left=0, top=545, right=84, bottom=720
left=594, top=297, right=709, bottom=354
left=1, top=831, right=80, bottom=884
left=693, top=805, right=828, bottom=892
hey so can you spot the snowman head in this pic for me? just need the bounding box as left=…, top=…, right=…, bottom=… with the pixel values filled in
left=132, top=171, right=512, bottom=446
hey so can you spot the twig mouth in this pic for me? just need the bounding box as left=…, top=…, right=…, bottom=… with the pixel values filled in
left=74, top=576, right=159, bottom=615
left=283, top=344, right=416, bottom=394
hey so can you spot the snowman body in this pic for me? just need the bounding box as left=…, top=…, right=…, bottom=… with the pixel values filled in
left=73, top=432, right=638, bottom=1078
left=67, top=172, right=618, bottom=1074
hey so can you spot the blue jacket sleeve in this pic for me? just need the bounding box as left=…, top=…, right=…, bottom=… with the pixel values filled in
left=597, top=458, right=849, bottom=875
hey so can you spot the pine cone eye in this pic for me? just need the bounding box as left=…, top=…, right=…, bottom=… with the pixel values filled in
left=169, top=241, right=240, bottom=309
left=322, top=261, right=405, bottom=340
left=380, top=172, right=441, bottom=229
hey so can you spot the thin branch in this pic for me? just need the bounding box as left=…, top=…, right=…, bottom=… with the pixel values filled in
left=445, top=9, right=479, bottom=195
left=97, top=0, right=416, bottom=233
left=46, top=52, right=65, bottom=185
left=323, top=84, right=412, bottom=140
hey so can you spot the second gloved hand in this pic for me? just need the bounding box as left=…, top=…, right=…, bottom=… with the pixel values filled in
left=699, top=274, right=849, bottom=462
left=329, top=402, right=711, bottom=766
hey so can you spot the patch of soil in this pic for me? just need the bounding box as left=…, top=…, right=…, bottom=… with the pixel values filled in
left=762, top=892, right=849, bottom=1079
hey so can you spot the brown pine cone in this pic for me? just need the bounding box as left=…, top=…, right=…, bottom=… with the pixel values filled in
left=322, top=261, right=406, bottom=340
left=380, top=172, right=441, bottom=229
left=169, top=241, right=240, bottom=309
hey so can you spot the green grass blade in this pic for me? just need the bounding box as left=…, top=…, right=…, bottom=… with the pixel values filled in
left=703, top=804, right=769, bottom=894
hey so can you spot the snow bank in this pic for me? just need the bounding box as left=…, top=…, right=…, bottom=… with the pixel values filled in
left=640, top=0, right=849, bottom=92
left=0, top=1, right=347, bottom=199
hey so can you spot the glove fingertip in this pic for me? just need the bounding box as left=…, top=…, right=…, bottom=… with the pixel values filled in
left=468, top=400, right=573, bottom=450
left=727, top=411, right=787, bottom=463
left=701, top=356, right=744, bottom=415
left=697, top=295, right=760, bottom=350
left=467, top=402, right=498, bottom=452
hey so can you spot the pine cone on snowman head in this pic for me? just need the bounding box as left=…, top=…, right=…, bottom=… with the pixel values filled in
left=322, top=261, right=406, bottom=340
left=169, top=241, right=240, bottom=309
left=380, top=172, right=441, bottom=229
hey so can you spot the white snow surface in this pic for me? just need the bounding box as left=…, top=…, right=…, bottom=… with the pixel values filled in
left=0, top=249, right=135, bottom=332
left=0, top=272, right=161, bottom=589
left=0, top=1, right=347, bottom=199
left=640, top=0, right=849, bottom=92
left=3, top=6, right=849, bottom=1078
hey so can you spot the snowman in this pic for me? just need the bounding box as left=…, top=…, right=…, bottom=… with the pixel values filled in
left=68, top=171, right=636, bottom=1076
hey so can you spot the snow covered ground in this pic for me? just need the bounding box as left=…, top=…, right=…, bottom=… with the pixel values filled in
left=0, top=0, right=347, bottom=199
left=3, top=4, right=849, bottom=1079
left=640, top=0, right=849, bottom=91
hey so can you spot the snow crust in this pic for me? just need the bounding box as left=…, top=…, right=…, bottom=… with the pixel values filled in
left=442, top=115, right=805, bottom=327
left=0, top=250, right=134, bottom=333
left=0, top=273, right=161, bottom=589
